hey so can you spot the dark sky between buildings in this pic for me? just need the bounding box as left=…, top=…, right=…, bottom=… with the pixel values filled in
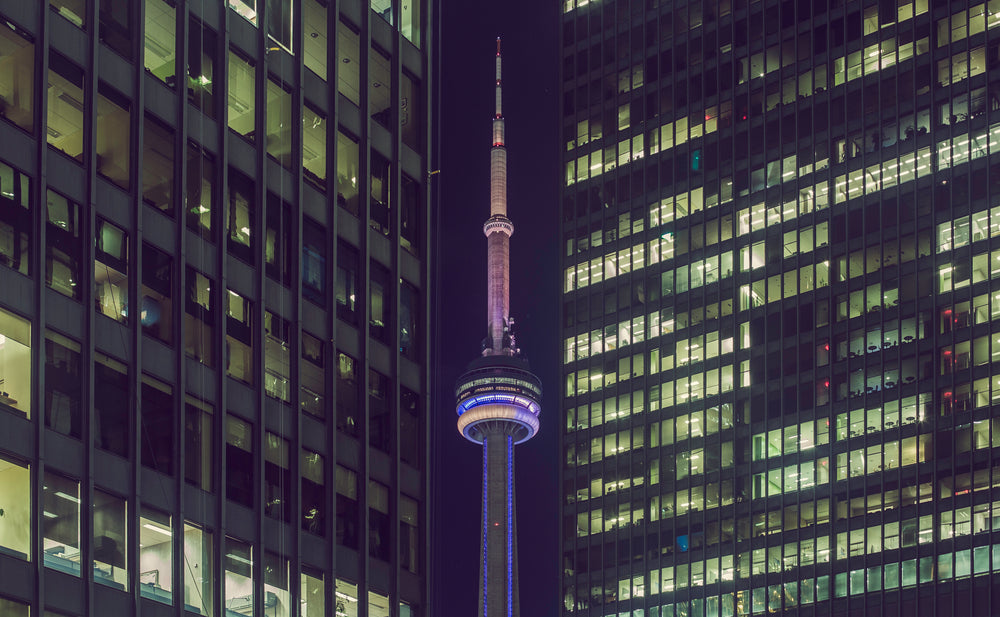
left=433, top=1, right=561, bottom=615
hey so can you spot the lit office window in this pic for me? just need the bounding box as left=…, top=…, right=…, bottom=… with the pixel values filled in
left=47, top=52, right=85, bottom=160
left=0, top=455, right=30, bottom=559
left=302, top=0, right=327, bottom=79
left=371, top=0, right=392, bottom=24
left=368, top=589, right=390, bottom=617
left=228, top=0, right=257, bottom=25
left=264, top=310, right=290, bottom=402
left=51, top=0, right=85, bottom=28
left=302, top=104, right=327, bottom=187
left=144, top=0, right=176, bottom=85
left=264, top=431, right=291, bottom=521
left=337, top=21, right=360, bottom=106
left=368, top=481, right=390, bottom=560
left=44, top=331, right=81, bottom=437
left=0, top=21, right=35, bottom=134
left=42, top=472, right=79, bottom=574
left=228, top=49, right=256, bottom=140
left=94, top=352, right=128, bottom=455
left=141, top=243, right=173, bottom=343
left=141, top=375, right=175, bottom=475
left=138, top=508, right=173, bottom=603
left=264, top=552, right=291, bottom=617
left=184, top=267, right=214, bottom=366
left=227, top=168, right=255, bottom=261
left=224, top=538, right=254, bottom=614
left=301, top=571, right=324, bottom=617
left=335, top=466, right=358, bottom=548
left=335, top=579, right=359, bottom=617
left=45, top=190, right=81, bottom=299
left=93, top=489, right=128, bottom=590
left=0, top=306, right=30, bottom=419
left=300, top=331, right=325, bottom=419
left=142, top=114, right=175, bottom=215
left=184, top=396, right=213, bottom=491
left=184, top=523, right=214, bottom=617
left=336, top=129, right=360, bottom=216
left=225, top=416, right=253, bottom=507
left=0, top=596, right=28, bottom=617
left=226, top=288, right=253, bottom=384
left=401, top=0, right=420, bottom=47
left=95, top=218, right=129, bottom=324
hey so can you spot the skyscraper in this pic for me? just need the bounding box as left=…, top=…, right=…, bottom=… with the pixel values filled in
left=454, top=40, right=542, bottom=617
left=0, top=0, right=432, bottom=616
left=560, top=2, right=1000, bottom=616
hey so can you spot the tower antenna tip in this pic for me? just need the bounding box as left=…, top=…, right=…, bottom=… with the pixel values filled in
left=497, top=37, right=501, bottom=55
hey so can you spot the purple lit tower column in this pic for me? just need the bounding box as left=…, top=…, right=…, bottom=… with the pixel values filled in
left=455, top=39, right=542, bottom=617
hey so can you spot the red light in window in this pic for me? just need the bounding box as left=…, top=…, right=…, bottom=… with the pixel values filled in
left=955, top=489, right=970, bottom=495
left=824, top=344, right=830, bottom=350
left=944, top=391, right=953, bottom=397
left=944, top=309, right=952, bottom=313
left=944, top=350, right=951, bottom=354
left=824, top=381, right=830, bottom=387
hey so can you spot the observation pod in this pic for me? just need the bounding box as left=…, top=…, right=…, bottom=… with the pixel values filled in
left=455, top=355, right=542, bottom=445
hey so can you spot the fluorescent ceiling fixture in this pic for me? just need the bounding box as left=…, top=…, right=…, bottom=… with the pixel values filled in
left=55, top=491, right=79, bottom=504
left=143, top=523, right=173, bottom=537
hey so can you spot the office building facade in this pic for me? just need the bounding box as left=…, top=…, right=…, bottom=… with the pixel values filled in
left=0, top=0, right=431, bottom=616
left=560, top=1, right=1000, bottom=616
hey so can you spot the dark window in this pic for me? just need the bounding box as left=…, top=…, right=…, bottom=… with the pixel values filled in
left=44, top=331, right=82, bottom=438
left=301, top=449, right=325, bottom=535
left=141, top=243, right=173, bottom=343
left=264, top=432, right=291, bottom=521
left=336, top=242, right=360, bottom=323
left=401, top=174, right=421, bottom=255
left=336, top=351, right=359, bottom=436
left=45, top=190, right=81, bottom=299
left=187, top=18, right=216, bottom=117
left=185, top=397, right=213, bottom=491
left=95, top=353, right=129, bottom=456
left=336, top=466, right=358, bottom=548
left=142, top=114, right=174, bottom=214
left=369, top=261, right=389, bottom=342
left=225, top=416, right=253, bottom=507
left=369, top=150, right=390, bottom=236
left=368, top=369, right=390, bottom=452
left=141, top=376, right=174, bottom=475
left=227, top=168, right=254, bottom=262
left=400, top=280, right=419, bottom=360
left=0, top=160, right=31, bottom=275
left=98, top=0, right=132, bottom=57
left=400, top=388, right=420, bottom=468
left=265, top=194, right=292, bottom=283
left=302, top=217, right=326, bottom=305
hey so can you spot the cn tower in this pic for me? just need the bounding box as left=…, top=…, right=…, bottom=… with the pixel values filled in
left=454, top=39, right=542, bottom=617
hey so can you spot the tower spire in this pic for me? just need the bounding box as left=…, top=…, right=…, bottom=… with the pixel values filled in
left=485, top=37, right=513, bottom=354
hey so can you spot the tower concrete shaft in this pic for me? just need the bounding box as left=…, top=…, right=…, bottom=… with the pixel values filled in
left=454, top=39, right=541, bottom=617
left=478, top=430, right=519, bottom=617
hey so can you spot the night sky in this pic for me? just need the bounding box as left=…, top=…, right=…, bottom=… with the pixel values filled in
left=432, top=0, right=561, bottom=615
